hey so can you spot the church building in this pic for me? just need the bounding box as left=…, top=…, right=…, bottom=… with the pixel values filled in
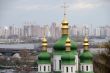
left=37, top=3, right=94, bottom=73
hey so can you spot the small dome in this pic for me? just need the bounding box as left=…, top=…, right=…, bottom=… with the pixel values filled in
left=80, top=50, right=93, bottom=63
left=65, top=37, right=71, bottom=47
left=42, top=37, right=47, bottom=43
left=62, top=17, right=68, bottom=24
left=83, top=36, right=89, bottom=46
left=84, top=37, right=89, bottom=42
left=38, top=51, right=51, bottom=60
left=53, top=35, right=77, bottom=51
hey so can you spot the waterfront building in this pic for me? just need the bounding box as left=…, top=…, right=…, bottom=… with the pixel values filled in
left=50, top=22, right=61, bottom=39
left=95, top=27, right=101, bottom=37
left=105, top=25, right=110, bottom=37
left=100, top=27, right=106, bottom=37
left=70, top=25, right=78, bottom=37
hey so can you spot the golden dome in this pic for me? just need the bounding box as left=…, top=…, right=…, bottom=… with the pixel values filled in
left=42, top=33, right=48, bottom=51
left=84, top=37, right=88, bottom=42
left=65, top=36, right=71, bottom=51
left=42, top=37, right=47, bottom=45
left=83, top=43, right=89, bottom=46
left=62, top=17, right=68, bottom=24
left=42, top=37, right=47, bottom=43
left=83, top=35, right=89, bottom=50
left=66, top=37, right=71, bottom=43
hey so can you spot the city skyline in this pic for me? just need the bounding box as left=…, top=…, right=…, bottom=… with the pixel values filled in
left=0, top=0, right=110, bottom=28
left=0, top=23, right=110, bottom=39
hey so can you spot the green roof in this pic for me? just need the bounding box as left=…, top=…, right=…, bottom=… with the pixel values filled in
left=53, top=35, right=77, bottom=51
left=37, top=60, right=51, bottom=64
left=61, top=60, right=75, bottom=65
left=61, top=51, right=75, bottom=65
left=53, top=50, right=77, bottom=55
left=80, top=60, right=93, bottom=64
left=72, top=50, right=78, bottom=55
left=38, top=51, right=51, bottom=60
left=80, top=50, right=93, bottom=64
left=53, top=51, right=65, bottom=55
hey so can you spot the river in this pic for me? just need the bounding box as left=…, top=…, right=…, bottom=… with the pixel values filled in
left=0, top=69, right=37, bottom=73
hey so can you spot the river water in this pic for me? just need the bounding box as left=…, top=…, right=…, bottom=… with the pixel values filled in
left=0, top=69, right=37, bottom=73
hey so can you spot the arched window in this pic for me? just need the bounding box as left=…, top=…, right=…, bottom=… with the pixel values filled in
left=86, top=66, right=88, bottom=71
left=82, top=66, right=84, bottom=71
left=44, top=66, right=46, bottom=71
left=48, top=66, right=49, bottom=71
left=59, top=60, right=61, bottom=69
left=66, top=67, right=68, bottom=72
left=71, top=67, right=73, bottom=72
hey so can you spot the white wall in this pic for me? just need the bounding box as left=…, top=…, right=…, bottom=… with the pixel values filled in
left=80, top=64, right=93, bottom=72
left=75, top=55, right=79, bottom=71
left=53, top=55, right=61, bottom=71
left=61, top=65, right=76, bottom=73
left=38, top=64, right=51, bottom=72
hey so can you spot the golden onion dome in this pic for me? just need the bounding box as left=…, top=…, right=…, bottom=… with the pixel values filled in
left=42, top=37, right=47, bottom=43
left=65, top=37, right=71, bottom=46
left=42, top=33, right=48, bottom=51
left=83, top=34, right=89, bottom=50
left=62, top=17, right=68, bottom=24
left=65, top=36, right=71, bottom=51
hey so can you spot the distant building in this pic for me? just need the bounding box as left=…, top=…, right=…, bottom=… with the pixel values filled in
left=95, top=27, right=101, bottom=37
left=105, top=25, right=110, bottom=37
left=70, top=25, right=78, bottom=37
left=50, top=22, right=61, bottom=39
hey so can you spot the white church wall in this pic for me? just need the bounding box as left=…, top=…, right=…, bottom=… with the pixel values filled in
left=53, top=55, right=61, bottom=71
left=80, top=64, right=93, bottom=72
left=38, top=64, right=51, bottom=72
left=75, top=55, right=79, bottom=71
left=61, top=65, right=76, bottom=73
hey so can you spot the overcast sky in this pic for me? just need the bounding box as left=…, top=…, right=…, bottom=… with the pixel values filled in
left=0, top=0, right=110, bottom=27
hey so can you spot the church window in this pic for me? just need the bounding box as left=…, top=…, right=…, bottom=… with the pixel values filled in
left=71, top=67, right=73, bottom=72
left=82, top=66, right=84, bottom=71
left=59, top=60, right=61, bottom=69
left=44, top=66, right=46, bottom=71
left=86, top=66, right=88, bottom=71
left=66, top=67, right=68, bottom=72
left=48, top=66, right=49, bottom=71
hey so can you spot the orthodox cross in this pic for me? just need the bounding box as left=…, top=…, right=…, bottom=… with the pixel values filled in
left=62, top=2, right=69, bottom=17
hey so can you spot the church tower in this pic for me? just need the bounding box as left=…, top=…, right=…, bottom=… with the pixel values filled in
left=79, top=33, right=94, bottom=73
left=61, top=36, right=76, bottom=73
left=37, top=32, right=51, bottom=73
left=53, top=3, right=77, bottom=73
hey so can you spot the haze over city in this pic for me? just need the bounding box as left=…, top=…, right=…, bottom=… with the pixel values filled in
left=0, top=0, right=110, bottom=28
